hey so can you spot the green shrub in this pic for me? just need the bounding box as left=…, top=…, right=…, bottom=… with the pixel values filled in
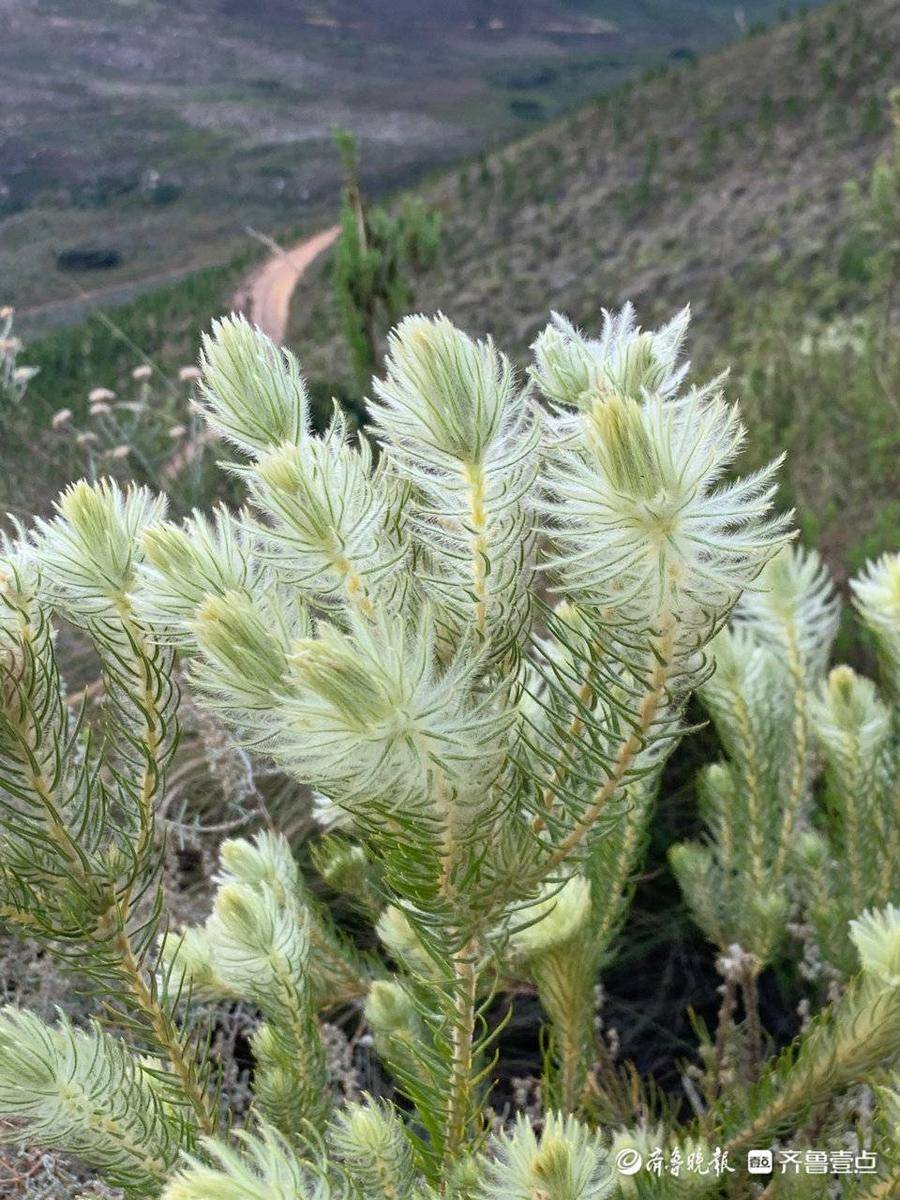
left=0, top=307, right=897, bottom=1198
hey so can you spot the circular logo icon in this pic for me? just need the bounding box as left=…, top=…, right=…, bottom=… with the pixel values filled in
left=615, top=1148, right=643, bottom=1176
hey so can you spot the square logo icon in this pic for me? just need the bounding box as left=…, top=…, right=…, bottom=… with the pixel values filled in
left=747, top=1150, right=773, bottom=1175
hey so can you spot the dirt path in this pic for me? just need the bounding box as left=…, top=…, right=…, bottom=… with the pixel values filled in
left=232, top=225, right=339, bottom=344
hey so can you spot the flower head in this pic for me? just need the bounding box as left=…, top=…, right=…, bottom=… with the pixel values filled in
left=199, top=315, right=310, bottom=456
left=850, top=905, right=900, bottom=986
left=537, top=309, right=791, bottom=648
left=484, top=1111, right=612, bottom=1200
left=530, top=303, right=690, bottom=410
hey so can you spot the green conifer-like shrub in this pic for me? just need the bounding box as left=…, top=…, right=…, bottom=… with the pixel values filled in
left=0, top=305, right=897, bottom=1198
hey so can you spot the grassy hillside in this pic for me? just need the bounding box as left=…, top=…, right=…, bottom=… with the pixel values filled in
left=289, top=0, right=899, bottom=577
left=3, top=0, right=822, bottom=322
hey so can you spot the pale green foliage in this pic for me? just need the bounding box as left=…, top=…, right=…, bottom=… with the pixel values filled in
left=508, top=876, right=592, bottom=959
left=480, top=1112, right=612, bottom=1200
left=37, top=476, right=167, bottom=621
left=534, top=305, right=790, bottom=659
left=138, top=506, right=261, bottom=636
left=0, top=1008, right=181, bottom=1197
left=874, top=1074, right=900, bottom=1184
left=132, top=307, right=789, bottom=1161
left=371, top=313, right=538, bottom=655
left=0, top=483, right=220, bottom=1165
left=670, top=545, right=841, bottom=967
left=852, top=550, right=900, bottom=699
left=506, top=874, right=599, bottom=1113
left=799, top=663, right=900, bottom=975
left=0, top=303, right=896, bottom=1198
left=530, top=304, right=690, bottom=409
left=721, top=937, right=900, bottom=1153
left=850, top=905, right=900, bottom=987
left=200, top=315, right=310, bottom=455
left=162, top=1124, right=332, bottom=1200
left=329, top=1098, right=416, bottom=1199
left=161, top=830, right=331, bottom=1137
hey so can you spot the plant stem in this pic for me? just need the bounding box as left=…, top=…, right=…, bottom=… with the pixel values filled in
left=113, top=927, right=218, bottom=1136
left=442, top=941, right=478, bottom=1177
left=464, top=461, right=489, bottom=639
left=730, top=687, right=766, bottom=887
left=714, top=973, right=738, bottom=1094
left=725, top=977, right=900, bottom=1158
left=741, top=965, right=763, bottom=1083
left=532, top=677, right=593, bottom=835
left=774, top=627, right=808, bottom=877
left=550, top=956, right=592, bottom=1115
left=547, top=620, right=674, bottom=871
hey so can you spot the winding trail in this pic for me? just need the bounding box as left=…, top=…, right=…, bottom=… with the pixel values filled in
left=160, top=225, right=339, bottom=483
left=232, top=225, right=339, bottom=344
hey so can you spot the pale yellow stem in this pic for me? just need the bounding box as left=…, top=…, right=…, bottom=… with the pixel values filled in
left=774, top=628, right=809, bottom=877
left=547, top=620, right=675, bottom=872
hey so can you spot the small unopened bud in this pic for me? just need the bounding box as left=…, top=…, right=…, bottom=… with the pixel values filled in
left=376, top=905, right=432, bottom=974
left=510, top=875, right=592, bottom=959
left=794, top=830, right=830, bottom=871
left=330, top=1100, right=415, bottom=1196
left=850, top=905, right=900, bottom=986
left=194, top=592, right=289, bottom=693
left=364, top=980, right=418, bottom=1040
left=51, top=408, right=72, bottom=429
left=159, top=927, right=219, bottom=994
left=217, top=831, right=299, bottom=900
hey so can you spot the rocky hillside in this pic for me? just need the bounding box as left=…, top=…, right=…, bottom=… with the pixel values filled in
left=288, top=0, right=898, bottom=573
left=3, top=0, right=817, bottom=318
left=292, top=0, right=896, bottom=366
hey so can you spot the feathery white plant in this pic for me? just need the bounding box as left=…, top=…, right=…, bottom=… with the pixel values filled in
left=0, top=304, right=895, bottom=1198
left=798, top=665, right=900, bottom=976
left=0, top=1008, right=182, bottom=1197
left=670, top=545, right=840, bottom=968
left=135, top=307, right=788, bottom=1159
left=481, top=1111, right=612, bottom=1200
left=371, top=314, right=538, bottom=656
left=852, top=550, right=900, bottom=700
left=329, top=1098, right=416, bottom=1200
left=161, top=1124, right=333, bottom=1200
left=670, top=535, right=900, bottom=1121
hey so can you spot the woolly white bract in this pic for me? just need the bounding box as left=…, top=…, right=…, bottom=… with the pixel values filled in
left=482, top=1111, right=613, bottom=1200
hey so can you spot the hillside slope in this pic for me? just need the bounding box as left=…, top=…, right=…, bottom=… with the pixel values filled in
left=289, top=0, right=899, bottom=570
left=292, top=0, right=896, bottom=361
left=3, top=0, right=821, bottom=318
